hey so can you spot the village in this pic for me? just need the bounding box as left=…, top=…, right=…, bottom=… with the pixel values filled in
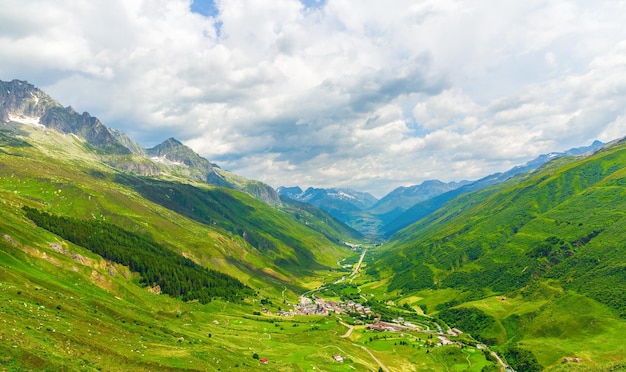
left=258, top=294, right=522, bottom=370
left=271, top=295, right=469, bottom=348
left=280, top=296, right=373, bottom=317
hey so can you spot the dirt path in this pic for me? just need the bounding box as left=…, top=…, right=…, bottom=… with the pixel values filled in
left=355, top=344, right=389, bottom=372
left=339, top=321, right=354, bottom=338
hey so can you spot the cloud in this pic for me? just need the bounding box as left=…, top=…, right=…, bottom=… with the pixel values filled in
left=2, top=0, right=626, bottom=197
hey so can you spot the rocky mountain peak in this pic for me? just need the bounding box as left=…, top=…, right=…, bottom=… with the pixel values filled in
left=146, top=137, right=209, bottom=168
left=0, top=79, right=60, bottom=122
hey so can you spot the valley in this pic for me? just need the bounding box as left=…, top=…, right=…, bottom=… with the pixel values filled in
left=2, top=79, right=626, bottom=371
left=0, top=121, right=498, bottom=370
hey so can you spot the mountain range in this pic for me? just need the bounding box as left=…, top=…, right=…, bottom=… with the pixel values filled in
left=278, top=140, right=603, bottom=237
left=2, top=78, right=626, bottom=371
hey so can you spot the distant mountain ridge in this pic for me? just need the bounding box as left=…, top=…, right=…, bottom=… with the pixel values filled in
left=295, top=187, right=378, bottom=210
left=0, top=79, right=279, bottom=204
left=382, top=139, right=605, bottom=236
left=279, top=141, right=604, bottom=237
left=276, top=186, right=377, bottom=222
left=368, top=179, right=470, bottom=221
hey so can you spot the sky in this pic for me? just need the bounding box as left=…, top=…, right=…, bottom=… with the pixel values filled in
left=2, top=1, right=626, bottom=197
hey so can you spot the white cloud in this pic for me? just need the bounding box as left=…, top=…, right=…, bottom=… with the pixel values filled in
left=1, top=0, right=626, bottom=197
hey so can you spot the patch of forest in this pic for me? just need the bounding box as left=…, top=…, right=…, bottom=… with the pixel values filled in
left=23, top=206, right=254, bottom=303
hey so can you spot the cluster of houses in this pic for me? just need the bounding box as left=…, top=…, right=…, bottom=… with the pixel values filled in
left=366, top=319, right=467, bottom=348
left=366, top=321, right=405, bottom=332
left=436, top=335, right=464, bottom=346
left=272, top=295, right=479, bottom=352
left=448, top=327, right=463, bottom=336
left=277, top=296, right=374, bottom=317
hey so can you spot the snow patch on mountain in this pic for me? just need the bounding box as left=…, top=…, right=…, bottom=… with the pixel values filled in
left=8, top=114, right=45, bottom=128
left=328, top=191, right=356, bottom=201
left=150, top=155, right=187, bottom=167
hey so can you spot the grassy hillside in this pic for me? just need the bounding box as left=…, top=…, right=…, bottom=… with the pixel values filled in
left=0, top=228, right=367, bottom=371
left=1, top=123, right=357, bottom=294
left=278, top=196, right=364, bottom=244
left=366, top=140, right=626, bottom=370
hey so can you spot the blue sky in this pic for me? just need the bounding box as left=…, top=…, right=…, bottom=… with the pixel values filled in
left=2, top=0, right=626, bottom=197
left=190, top=0, right=218, bottom=17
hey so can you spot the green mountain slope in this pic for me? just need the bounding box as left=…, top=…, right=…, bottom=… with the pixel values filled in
left=367, top=139, right=626, bottom=370
left=278, top=195, right=364, bottom=244
left=0, top=123, right=353, bottom=292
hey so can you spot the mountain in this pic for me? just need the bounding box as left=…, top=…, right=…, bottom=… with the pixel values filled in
left=0, top=79, right=128, bottom=154
left=144, top=137, right=233, bottom=190
left=276, top=186, right=378, bottom=220
left=0, top=79, right=279, bottom=204
left=277, top=182, right=469, bottom=237
left=368, top=180, right=470, bottom=222
left=276, top=185, right=304, bottom=199
left=41, top=106, right=133, bottom=155
left=382, top=140, right=604, bottom=236
left=367, top=137, right=626, bottom=370
left=109, top=126, right=146, bottom=154
left=278, top=195, right=364, bottom=243
left=0, top=79, right=59, bottom=121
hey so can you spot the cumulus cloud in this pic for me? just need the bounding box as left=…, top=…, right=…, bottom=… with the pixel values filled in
left=1, top=0, right=626, bottom=197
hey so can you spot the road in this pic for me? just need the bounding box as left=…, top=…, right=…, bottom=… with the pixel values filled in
left=300, top=248, right=365, bottom=304
left=490, top=351, right=511, bottom=371
left=351, top=248, right=367, bottom=277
